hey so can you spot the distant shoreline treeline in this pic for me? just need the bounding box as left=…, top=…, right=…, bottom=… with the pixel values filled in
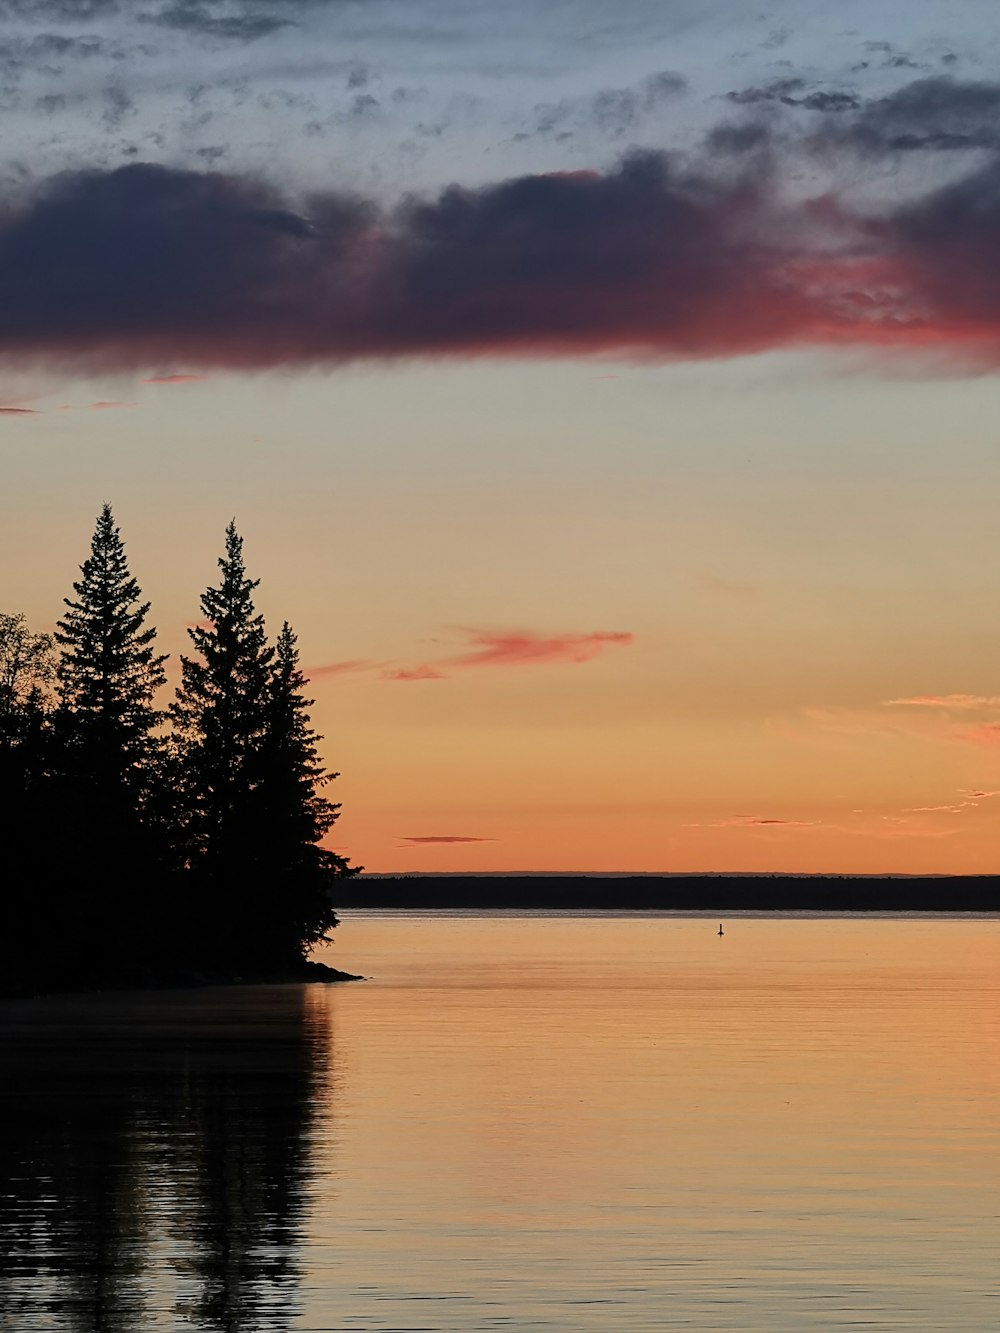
left=0, top=506, right=359, bottom=996
left=338, top=875, right=1000, bottom=912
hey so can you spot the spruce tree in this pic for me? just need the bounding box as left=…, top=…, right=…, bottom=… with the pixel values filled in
left=53, top=505, right=168, bottom=976
left=253, top=622, right=357, bottom=966
left=170, top=522, right=274, bottom=962
left=55, top=504, right=167, bottom=789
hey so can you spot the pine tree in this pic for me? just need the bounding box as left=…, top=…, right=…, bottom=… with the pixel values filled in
left=252, top=622, right=357, bottom=966
left=52, top=505, right=168, bottom=977
left=55, top=504, right=167, bottom=789
left=170, top=522, right=275, bottom=961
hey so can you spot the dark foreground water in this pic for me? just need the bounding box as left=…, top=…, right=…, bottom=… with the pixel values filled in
left=2, top=913, right=999, bottom=1331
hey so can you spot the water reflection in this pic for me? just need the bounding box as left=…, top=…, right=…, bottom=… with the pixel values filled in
left=0, top=985, right=331, bottom=1332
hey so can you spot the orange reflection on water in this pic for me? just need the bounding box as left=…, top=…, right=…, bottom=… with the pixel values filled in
left=307, top=913, right=1000, bottom=1329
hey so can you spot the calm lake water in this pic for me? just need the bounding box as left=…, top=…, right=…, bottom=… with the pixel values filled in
left=2, top=913, right=999, bottom=1331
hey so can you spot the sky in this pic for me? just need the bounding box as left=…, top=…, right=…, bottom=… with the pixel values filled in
left=5, top=0, right=1000, bottom=873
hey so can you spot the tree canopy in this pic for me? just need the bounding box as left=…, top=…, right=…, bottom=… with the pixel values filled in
left=1, top=507, right=358, bottom=995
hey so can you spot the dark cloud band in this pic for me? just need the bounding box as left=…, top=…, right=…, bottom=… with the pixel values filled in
left=1, top=132, right=1000, bottom=373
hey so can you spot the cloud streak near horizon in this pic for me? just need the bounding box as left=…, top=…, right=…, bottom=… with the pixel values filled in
left=309, top=628, right=634, bottom=684
left=385, top=628, right=634, bottom=680
left=6, top=86, right=1000, bottom=377
left=400, top=835, right=496, bottom=844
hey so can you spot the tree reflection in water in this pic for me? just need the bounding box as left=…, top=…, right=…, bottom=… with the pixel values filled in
left=0, top=984, right=332, bottom=1331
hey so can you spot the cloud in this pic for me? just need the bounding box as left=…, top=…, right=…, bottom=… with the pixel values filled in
left=445, top=628, right=633, bottom=669
left=902, top=790, right=1000, bottom=812
left=399, top=835, right=496, bottom=844
left=685, top=814, right=823, bottom=831
left=959, top=722, right=1000, bottom=746
left=721, top=816, right=819, bottom=827
left=831, top=77, right=1000, bottom=154
left=0, top=1, right=121, bottom=18
left=382, top=664, right=446, bottom=681
left=141, top=372, right=210, bottom=383
left=382, top=628, right=634, bottom=680
left=528, top=70, right=687, bottom=142
left=149, top=3, right=294, bottom=41
left=0, top=405, right=39, bottom=413
left=883, top=694, right=1000, bottom=709
left=308, top=658, right=382, bottom=678
left=726, top=78, right=860, bottom=113
left=7, top=96, right=1000, bottom=375
left=59, top=399, right=136, bottom=409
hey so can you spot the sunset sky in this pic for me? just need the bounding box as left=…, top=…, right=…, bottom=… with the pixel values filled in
left=5, top=0, right=1000, bottom=873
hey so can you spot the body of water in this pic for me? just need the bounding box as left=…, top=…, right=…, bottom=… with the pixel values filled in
left=2, top=913, right=999, bottom=1330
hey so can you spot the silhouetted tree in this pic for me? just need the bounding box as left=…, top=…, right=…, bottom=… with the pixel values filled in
left=1, top=511, right=358, bottom=992
left=55, top=504, right=167, bottom=789
left=170, top=522, right=275, bottom=963
left=53, top=504, right=168, bottom=974
left=0, top=611, right=55, bottom=720
left=0, top=613, right=57, bottom=990
left=249, top=622, right=357, bottom=967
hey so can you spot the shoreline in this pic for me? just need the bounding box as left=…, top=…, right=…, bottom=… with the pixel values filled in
left=0, top=959, right=364, bottom=1003
left=337, top=874, right=1000, bottom=913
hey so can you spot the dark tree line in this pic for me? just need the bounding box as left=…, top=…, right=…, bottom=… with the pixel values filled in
left=0, top=506, right=358, bottom=994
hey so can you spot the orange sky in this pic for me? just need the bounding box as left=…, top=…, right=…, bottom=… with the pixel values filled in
left=6, top=356, right=1000, bottom=873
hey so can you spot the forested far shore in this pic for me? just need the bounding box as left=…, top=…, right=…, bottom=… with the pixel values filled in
left=0, top=505, right=360, bottom=998
left=338, top=875, right=1000, bottom=912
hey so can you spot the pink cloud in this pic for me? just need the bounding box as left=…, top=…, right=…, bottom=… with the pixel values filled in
left=308, top=627, right=635, bottom=683
left=686, top=815, right=822, bottom=829
left=903, top=790, right=1000, bottom=813
left=883, top=694, right=1000, bottom=710
left=382, top=628, right=633, bottom=680
left=400, top=835, right=496, bottom=844
left=721, top=816, right=819, bottom=828
left=141, top=373, right=210, bottom=384
left=60, top=400, right=137, bottom=411
left=447, top=628, right=633, bottom=669
left=959, top=722, right=1000, bottom=746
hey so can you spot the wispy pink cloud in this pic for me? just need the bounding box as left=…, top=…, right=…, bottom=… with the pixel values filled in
left=686, top=816, right=821, bottom=829
left=959, top=722, right=1000, bottom=746
left=883, top=694, right=1000, bottom=710
left=382, top=627, right=634, bottom=681
left=728, top=817, right=815, bottom=827
left=684, top=807, right=968, bottom=841
left=448, top=628, right=633, bottom=668
left=400, top=835, right=497, bottom=845
left=60, top=400, right=137, bottom=411
left=792, top=705, right=968, bottom=749
left=141, top=373, right=210, bottom=384
left=904, top=789, right=1000, bottom=814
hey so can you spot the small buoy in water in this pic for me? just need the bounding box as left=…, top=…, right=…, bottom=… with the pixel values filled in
left=718, top=923, right=724, bottom=936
